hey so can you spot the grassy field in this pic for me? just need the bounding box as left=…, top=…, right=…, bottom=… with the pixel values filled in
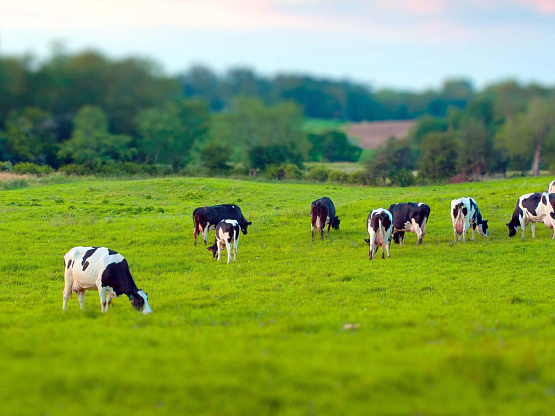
left=302, top=118, right=349, bottom=134
left=1, top=176, right=555, bottom=415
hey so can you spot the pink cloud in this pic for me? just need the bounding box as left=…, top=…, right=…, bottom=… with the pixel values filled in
left=515, top=0, right=555, bottom=13
left=376, top=0, right=447, bottom=14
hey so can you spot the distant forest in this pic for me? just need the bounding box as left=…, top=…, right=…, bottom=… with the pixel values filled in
left=1, top=49, right=555, bottom=184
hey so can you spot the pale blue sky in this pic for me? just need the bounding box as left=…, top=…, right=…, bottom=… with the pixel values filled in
left=2, top=0, right=554, bottom=90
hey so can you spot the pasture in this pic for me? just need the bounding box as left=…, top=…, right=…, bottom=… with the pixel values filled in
left=1, top=176, right=555, bottom=415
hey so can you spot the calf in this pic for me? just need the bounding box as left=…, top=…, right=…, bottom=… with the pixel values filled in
left=207, top=220, right=240, bottom=263
left=310, top=197, right=340, bottom=240
left=193, top=204, right=251, bottom=246
left=365, top=208, right=393, bottom=260
left=388, top=202, right=430, bottom=246
left=506, top=192, right=555, bottom=238
left=63, top=247, right=152, bottom=314
left=451, top=197, right=488, bottom=243
left=548, top=180, right=555, bottom=194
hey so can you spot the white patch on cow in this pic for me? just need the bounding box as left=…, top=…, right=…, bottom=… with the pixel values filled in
left=137, top=290, right=152, bottom=315
left=548, top=180, right=555, bottom=194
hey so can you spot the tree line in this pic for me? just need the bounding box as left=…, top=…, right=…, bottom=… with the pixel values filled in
left=0, top=48, right=554, bottom=182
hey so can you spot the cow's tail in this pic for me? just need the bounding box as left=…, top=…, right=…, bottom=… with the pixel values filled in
left=193, top=211, right=203, bottom=245
left=315, top=202, right=322, bottom=231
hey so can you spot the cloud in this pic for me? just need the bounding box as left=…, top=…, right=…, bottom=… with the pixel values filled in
left=516, top=0, right=555, bottom=13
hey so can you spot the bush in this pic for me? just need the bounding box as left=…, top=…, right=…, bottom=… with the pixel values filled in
left=348, top=170, right=372, bottom=186
left=389, top=169, right=415, bottom=187
left=264, top=164, right=304, bottom=180
left=59, top=164, right=92, bottom=176
left=12, top=162, right=54, bottom=176
left=0, top=161, right=13, bottom=171
left=327, top=170, right=349, bottom=183
left=306, top=167, right=329, bottom=182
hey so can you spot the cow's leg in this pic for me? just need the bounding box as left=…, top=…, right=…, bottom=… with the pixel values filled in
left=77, top=290, right=86, bottom=310
left=203, top=225, right=210, bottom=246
left=381, top=244, right=385, bottom=259
left=311, top=225, right=314, bottom=240
left=217, top=243, right=222, bottom=261
left=233, top=239, right=238, bottom=262
left=62, top=270, right=73, bottom=311
left=105, top=294, right=113, bottom=312
left=226, top=241, right=232, bottom=264
left=327, top=220, right=331, bottom=237
left=321, top=228, right=324, bottom=241
left=399, top=231, right=405, bottom=246
left=98, top=285, right=108, bottom=312
left=531, top=222, right=536, bottom=238
left=193, top=224, right=199, bottom=246
left=385, top=241, right=391, bottom=258
left=471, top=224, right=476, bottom=241
left=453, top=227, right=458, bottom=243
left=369, top=235, right=376, bottom=260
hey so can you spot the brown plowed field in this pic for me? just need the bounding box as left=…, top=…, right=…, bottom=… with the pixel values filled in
left=348, top=120, right=416, bottom=149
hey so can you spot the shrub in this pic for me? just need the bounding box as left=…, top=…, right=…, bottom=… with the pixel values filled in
left=59, top=164, right=92, bottom=176
left=264, top=164, right=304, bottom=180
left=348, top=170, right=372, bottom=186
left=306, top=167, right=329, bottom=182
left=0, top=161, right=13, bottom=171
left=389, top=169, right=415, bottom=187
left=327, top=170, right=349, bottom=183
left=12, top=162, right=54, bottom=176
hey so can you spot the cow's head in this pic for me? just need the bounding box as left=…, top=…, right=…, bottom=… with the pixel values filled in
left=129, top=290, right=152, bottom=314
left=478, top=220, right=488, bottom=237
left=207, top=242, right=218, bottom=258
left=506, top=222, right=518, bottom=237
left=240, top=221, right=252, bottom=235
left=331, top=217, right=340, bottom=230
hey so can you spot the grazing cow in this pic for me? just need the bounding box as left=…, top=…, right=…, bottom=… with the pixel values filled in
left=310, top=197, right=340, bottom=240
left=193, top=204, right=251, bottom=246
left=207, top=220, right=240, bottom=263
left=450, top=197, right=489, bottom=243
left=63, top=247, right=152, bottom=314
left=548, top=180, right=555, bottom=194
left=388, top=202, right=430, bottom=246
left=365, top=208, right=393, bottom=260
left=506, top=192, right=555, bottom=238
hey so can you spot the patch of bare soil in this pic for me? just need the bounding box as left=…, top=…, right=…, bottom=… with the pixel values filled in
left=348, top=120, right=416, bottom=149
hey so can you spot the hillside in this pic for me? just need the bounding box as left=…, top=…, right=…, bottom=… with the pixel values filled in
left=348, top=120, right=416, bottom=148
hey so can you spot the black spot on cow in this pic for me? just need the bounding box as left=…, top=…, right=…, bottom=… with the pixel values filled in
left=101, top=259, right=139, bottom=297
left=81, top=247, right=99, bottom=271
left=66, top=259, right=72, bottom=269
left=108, top=249, right=118, bottom=255
left=521, top=193, right=541, bottom=216
left=542, top=194, right=548, bottom=205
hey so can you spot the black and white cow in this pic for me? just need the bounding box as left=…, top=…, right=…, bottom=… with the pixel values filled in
left=310, top=197, right=340, bottom=240
left=388, top=202, right=430, bottom=246
left=548, top=180, right=555, bottom=194
left=63, top=247, right=152, bottom=314
left=506, top=192, right=555, bottom=238
left=207, top=220, right=240, bottom=263
left=450, top=197, right=488, bottom=243
left=364, top=208, right=393, bottom=260
left=193, top=204, right=251, bottom=246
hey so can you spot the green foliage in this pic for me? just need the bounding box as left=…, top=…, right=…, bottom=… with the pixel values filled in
left=200, top=143, right=231, bottom=172
left=407, top=116, right=447, bottom=145
left=136, top=99, right=210, bottom=171
left=0, top=160, right=13, bottom=171
left=249, top=145, right=303, bottom=170
left=365, top=136, right=417, bottom=186
left=326, top=169, right=349, bottom=183
left=389, top=169, right=415, bottom=187
left=12, top=162, right=54, bottom=176
left=457, top=118, right=491, bottom=180
left=58, top=106, right=135, bottom=166
left=418, top=132, right=459, bottom=180
left=306, top=167, right=330, bottom=182
left=2, top=177, right=555, bottom=415
left=263, top=164, right=304, bottom=180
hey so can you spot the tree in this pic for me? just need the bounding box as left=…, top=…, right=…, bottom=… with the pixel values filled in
left=58, top=105, right=135, bottom=166
left=136, top=99, right=210, bottom=171
left=495, top=97, right=555, bottom=176
left=200, top=143, right=231, bottom=172
left=4, top=107, right=56, bottom=165
left=365, top=137, right=416, bottom=186
left=457, top=118, right=490, bottom=180
left=418, top=132, right=459, bottom=180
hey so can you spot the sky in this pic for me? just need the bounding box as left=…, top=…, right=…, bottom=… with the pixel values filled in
left=1, top=0, right=554, bottom=91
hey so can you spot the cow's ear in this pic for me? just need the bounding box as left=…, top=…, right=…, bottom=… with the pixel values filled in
left=129, top=294, right=134, bottom=300
left=364, top=239, right=370, bottom=243
left=505, top=223, right=510, bottom=226
left=247, top=222, right=252, bottom=225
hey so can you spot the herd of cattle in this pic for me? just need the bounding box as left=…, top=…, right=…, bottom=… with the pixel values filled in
left=61, top=180, right=555, bottom=314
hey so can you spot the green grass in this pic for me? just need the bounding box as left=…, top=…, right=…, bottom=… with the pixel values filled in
left=304, top=161, right=364, bottom=173
left=1, top=176, right=555, bottom=415
left=302, top=118, right=349, bottom=134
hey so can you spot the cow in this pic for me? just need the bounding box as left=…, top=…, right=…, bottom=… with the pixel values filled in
left=388, top=202, right=430, bottom=246
left=310, top=197, right=340, bottom=240
left=450, top=197, right=488, bottom=243
left=207, top=220, right=240, bottom=263
left=193, top=204, right=251, bottom=246
left=364, top=208, right=393, bottom=260
left=506, top=192, right=555, bottom=238
left=63, top=247, right=152, bottom=314
left=548, top=180, right=555, bottom=194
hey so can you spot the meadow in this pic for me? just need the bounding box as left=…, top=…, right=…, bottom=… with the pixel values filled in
left=1, top=176, right=555, bottom=415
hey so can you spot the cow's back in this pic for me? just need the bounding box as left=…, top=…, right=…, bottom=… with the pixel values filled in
left=65, top=247, right=124, bottom=288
